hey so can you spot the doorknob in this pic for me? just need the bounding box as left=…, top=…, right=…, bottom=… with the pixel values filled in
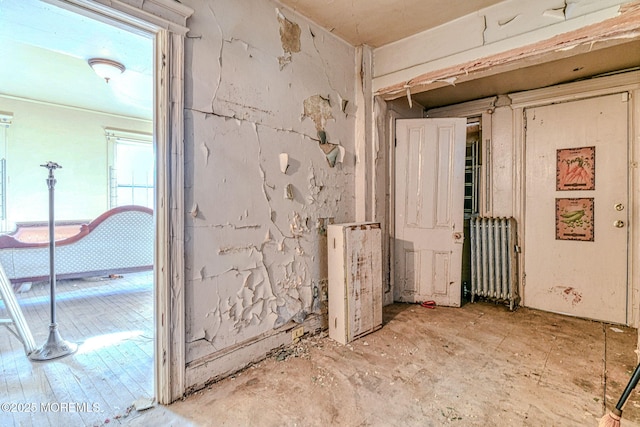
left=615, top=203, right=624, bottom=211
left=614, top=220, right=625, bottom=228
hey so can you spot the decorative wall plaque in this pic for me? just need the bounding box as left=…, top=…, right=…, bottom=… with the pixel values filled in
left=556, top=146, right=595, bottom=191
left=556, top=198, right=594, bottom=241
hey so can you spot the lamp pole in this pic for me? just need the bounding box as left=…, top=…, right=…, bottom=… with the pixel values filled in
left=29, top=161, right=77, bottom=361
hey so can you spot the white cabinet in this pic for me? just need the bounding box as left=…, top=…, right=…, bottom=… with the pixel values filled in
left=327, top=222, right=383, bottom=345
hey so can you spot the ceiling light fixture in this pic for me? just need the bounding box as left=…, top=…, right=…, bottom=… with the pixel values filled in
left=88, top=58, right=125, bottom=83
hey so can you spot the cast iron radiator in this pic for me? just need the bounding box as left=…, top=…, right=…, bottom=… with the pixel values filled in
left=470, top=217, right=520, bottom=311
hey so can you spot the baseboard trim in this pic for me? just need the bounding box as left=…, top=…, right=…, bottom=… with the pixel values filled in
left=184, top=314, right=324, bottom=396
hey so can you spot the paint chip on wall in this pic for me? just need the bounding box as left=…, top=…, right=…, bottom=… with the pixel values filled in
left=279, top=153, right=289, bottom=174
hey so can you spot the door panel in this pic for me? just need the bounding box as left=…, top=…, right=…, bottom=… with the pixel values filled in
left=524, top=93, right=628, bottom=324
left=395, top=118, right=466, bottom=305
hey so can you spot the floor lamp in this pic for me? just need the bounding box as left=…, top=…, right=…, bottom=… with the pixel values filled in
left=29, top=161, right=77, bottom=361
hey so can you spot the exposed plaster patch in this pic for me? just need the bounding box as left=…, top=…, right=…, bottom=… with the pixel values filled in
left=276, top=8, right=301, bottom=70
left=302, top=95, right=344, bottom=167
left=277, top=9, right=301, bottom=53
left=302, top=95, right=333, bottom=131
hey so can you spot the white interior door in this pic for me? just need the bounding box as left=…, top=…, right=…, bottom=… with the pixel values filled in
left=524, top=93, right=629, bottom=324
left=394, top=118, right=466, bottom=306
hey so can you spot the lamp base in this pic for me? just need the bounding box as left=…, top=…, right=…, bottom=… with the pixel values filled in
left=29, top=323, right=77, bottom=361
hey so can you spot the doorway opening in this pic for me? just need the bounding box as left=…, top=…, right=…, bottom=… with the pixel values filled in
left=461, top=118, right=482, bottom=303
left=0, top=0, right=157, bottom=423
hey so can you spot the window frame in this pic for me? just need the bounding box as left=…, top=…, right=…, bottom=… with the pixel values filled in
left=105, top=127, right=153, bottom=209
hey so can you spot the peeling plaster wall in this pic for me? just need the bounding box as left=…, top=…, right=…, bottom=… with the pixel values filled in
left=180, top=0, right=356, bottom=382
left=372, top=0, right=633, bottom=94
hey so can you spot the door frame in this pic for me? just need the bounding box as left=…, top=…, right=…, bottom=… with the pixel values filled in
left=386, top=98, right=495, bottom=304
left=46, top=0, right=193, bottom=403
left=510, top=70, right=640, bottom=327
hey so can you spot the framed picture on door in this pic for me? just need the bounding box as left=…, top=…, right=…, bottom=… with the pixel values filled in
left=556, top=198, right=594, bottom=241
left=556, top=146, right=595, bottom=190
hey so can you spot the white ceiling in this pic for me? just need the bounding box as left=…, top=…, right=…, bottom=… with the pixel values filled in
left=0, top=0, right=153, bottom=120
left=278, top=0, right=505, bottom=48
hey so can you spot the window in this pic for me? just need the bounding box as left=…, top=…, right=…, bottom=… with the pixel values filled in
left=105, top=128, right=153, bottom=210
left=464, top=118, right=481, bottom=220
left=0, top=113, right=11, bottom=231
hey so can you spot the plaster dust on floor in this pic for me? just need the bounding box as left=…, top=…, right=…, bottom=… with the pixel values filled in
left=118, top=302, right=640, bottom=427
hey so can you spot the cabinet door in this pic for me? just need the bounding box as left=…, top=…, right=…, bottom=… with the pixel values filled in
left=346, top=225, right=382, bottom=341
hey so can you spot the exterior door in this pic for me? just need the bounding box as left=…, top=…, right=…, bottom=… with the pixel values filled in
left=524, top=93, right=629, bottom=324
left=394, top=118, right=466, bottom=306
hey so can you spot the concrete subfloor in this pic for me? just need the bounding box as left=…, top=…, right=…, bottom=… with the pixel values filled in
left=123, top=302, right=640, bottom=427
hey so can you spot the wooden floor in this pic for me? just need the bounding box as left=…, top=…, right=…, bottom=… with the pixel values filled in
left=3, top=277, right=640, bottom=426
left=0, top=272, right=153, bottom=427
left=128, top=302, right=640, bottom=427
